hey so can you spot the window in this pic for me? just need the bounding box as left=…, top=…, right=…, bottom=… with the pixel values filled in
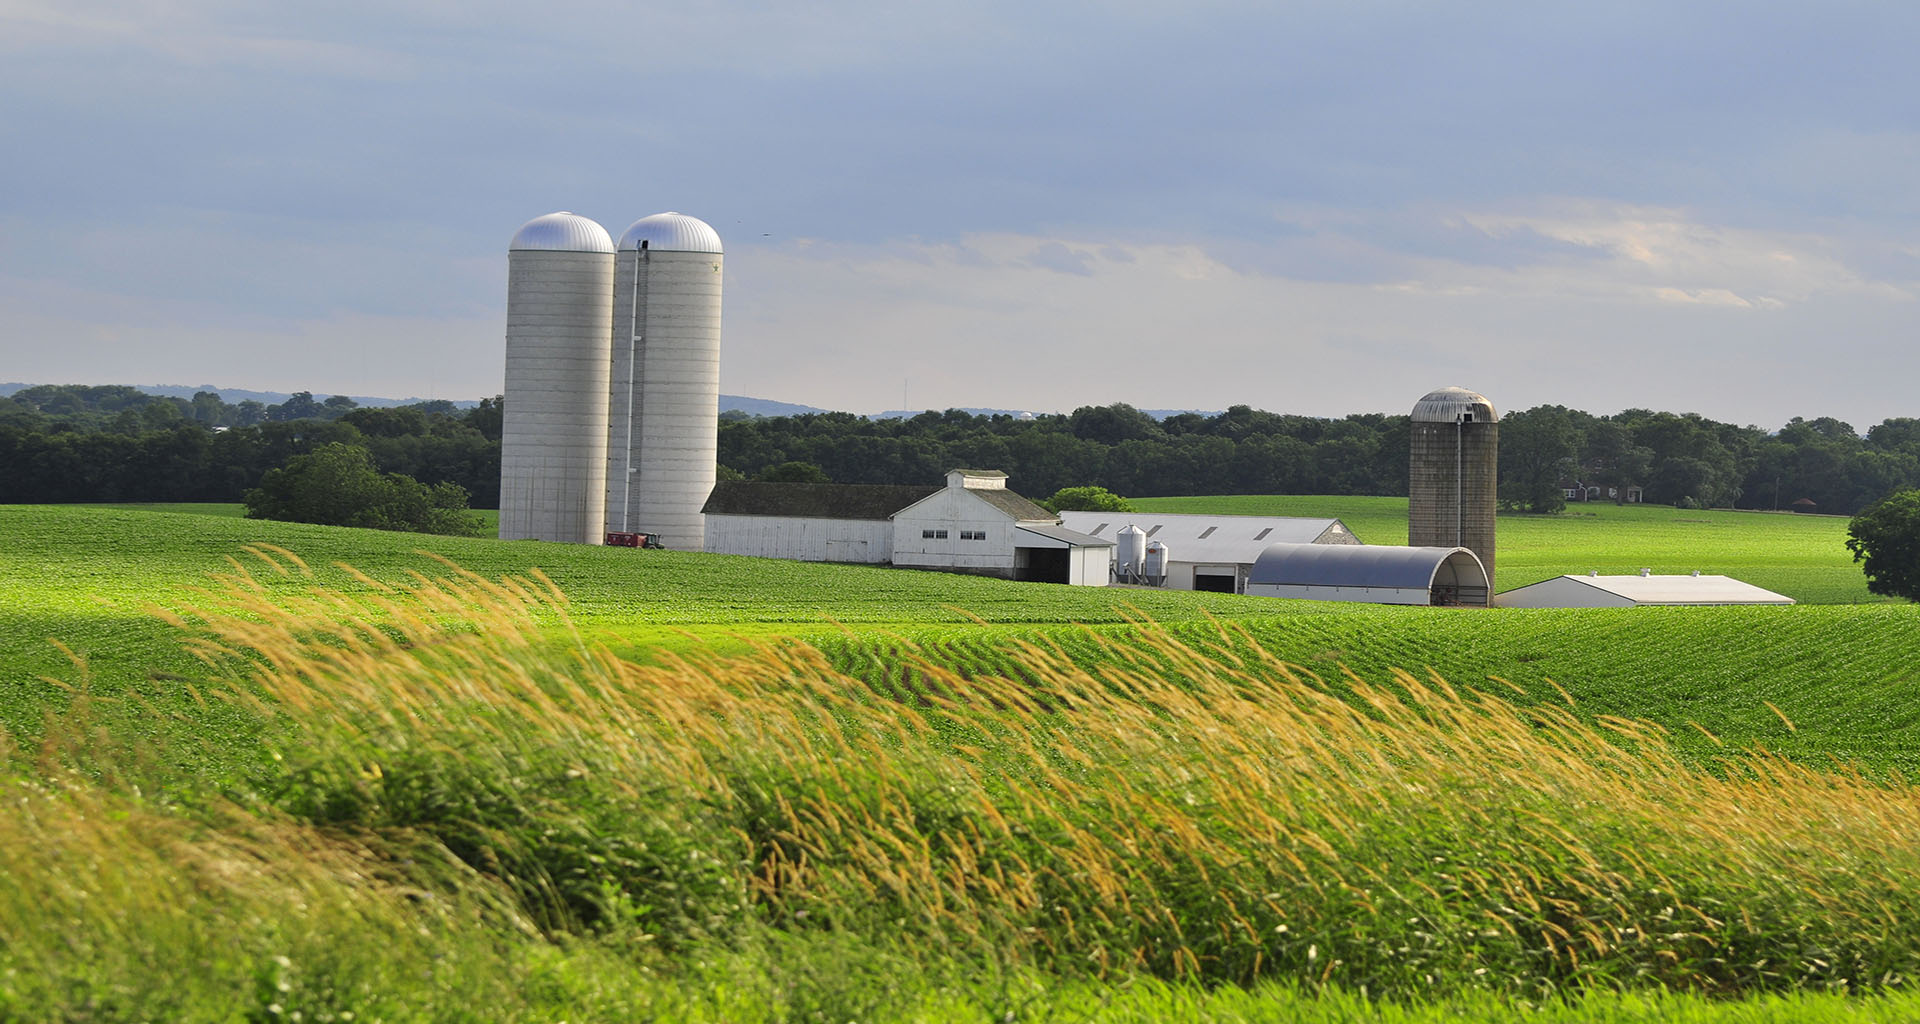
left=960, top=530, right=986, bottom=541
left=1254, top=528, right=1273, bottom=540
left=921, top=528, right=949, bottom=539
left=1198, top=526, right=1217, bottom=539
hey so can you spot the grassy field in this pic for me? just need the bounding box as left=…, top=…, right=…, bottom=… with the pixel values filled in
left=6, top=500, right=1920, bottom=1020
left=9, top=552, right=1920, bottom=1020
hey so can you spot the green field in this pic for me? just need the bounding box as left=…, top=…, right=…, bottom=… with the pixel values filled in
left=6, top=500, right=1920, bottom=1021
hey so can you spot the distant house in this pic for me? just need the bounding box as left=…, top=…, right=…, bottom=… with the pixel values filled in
left=701, top=469, right=1112, bottom=585
left=1560, top=479, right=1643, bottom=503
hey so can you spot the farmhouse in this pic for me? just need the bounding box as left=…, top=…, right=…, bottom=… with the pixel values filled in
left=702, top=469, right=1112, bottom=585
left=1247, top=543, right=1491, bottom=606
left=1497, top=572, right=1795, bottom=608
left=1057, top=511, right=1360, bottom=593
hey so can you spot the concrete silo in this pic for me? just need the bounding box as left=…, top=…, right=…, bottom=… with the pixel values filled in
left=605, top=212, right=724, bottom=551
left=500, top=212, right=615, bottom=544
left=1409, top=387, right=1498, bottom=601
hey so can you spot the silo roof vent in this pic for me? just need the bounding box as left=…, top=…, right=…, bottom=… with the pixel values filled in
left=1411, top=386, right=1499, bottom=424
left=509, top=212, right=615, bottom=253
left=619, top=212, right=724, bottom=254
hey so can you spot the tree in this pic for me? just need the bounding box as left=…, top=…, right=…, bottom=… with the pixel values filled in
left=1040, top=485, right=1134, bottom=514
left=1498, top=406, right=1580, bottom=513
left=1846, top=489, right=1920, bottom=601
left=756, top=460, right=830, bottom=484
left=245, top=442, right=483, bottom=536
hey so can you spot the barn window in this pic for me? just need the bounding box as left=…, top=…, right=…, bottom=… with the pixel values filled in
left=960, top=530, right=985, bottom=541
left=922, top=529, right=950, bottom=539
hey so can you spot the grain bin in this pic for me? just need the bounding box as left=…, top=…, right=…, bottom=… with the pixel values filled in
left=1115, top=524, right=1147, bottom=581
left=606, top=212, right=724, bottom=551
left=1408, top=387, right=1497, bottom=602
left=500, top=212, right=615, bottom=544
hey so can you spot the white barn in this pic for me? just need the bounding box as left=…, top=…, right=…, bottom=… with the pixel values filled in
left=1497, top=573, right=1795, bottom=608
left=701, top=469, right=1112, bottom=586
left=1059, top=511, right=1361, bottom=593
left=702, top=481, right=937, bottom=564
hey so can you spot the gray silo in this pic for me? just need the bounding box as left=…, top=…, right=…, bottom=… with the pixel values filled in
left=1409, top=387, right=1498, bottom=602
left=605, top=212, right=724, bottom=550
left=500, top=212, right=616, bottom=544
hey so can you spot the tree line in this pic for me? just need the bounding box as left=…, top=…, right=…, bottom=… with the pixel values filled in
left=0, top=386, right=501, bottom=507
left=4, top=384, right=1919, bottom=516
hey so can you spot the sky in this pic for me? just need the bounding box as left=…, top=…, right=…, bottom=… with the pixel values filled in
left=2, top=1, right=1917, bottom=427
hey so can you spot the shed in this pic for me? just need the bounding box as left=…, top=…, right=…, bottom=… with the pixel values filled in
left=1247, top=543, right=1490, bottom=606
left=892, top=470, right=1111, bottom=585
left=1497, top=574, right=1795, bottom=608
left=1059, top=511, right=1360, bottom=593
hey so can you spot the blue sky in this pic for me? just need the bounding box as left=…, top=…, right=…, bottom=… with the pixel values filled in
left=2, top=1, right=1916, bottom=425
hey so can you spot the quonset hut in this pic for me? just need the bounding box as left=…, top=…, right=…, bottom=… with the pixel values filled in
left=500, top=213, right=616, bottom=544
left=1247, top=544, right=1489, bottom=606
left=1409, top=387, right=1498, bottom=602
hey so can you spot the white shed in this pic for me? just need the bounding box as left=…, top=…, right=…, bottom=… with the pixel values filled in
left=1497, top=574, right=1795, bottom=608
left=1248, top=543, right=1490, bottom=606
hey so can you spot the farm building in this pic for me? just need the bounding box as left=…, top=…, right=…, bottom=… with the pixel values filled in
left=1057, top=511, right=1361, bottom=593
left=1247, top=544, right=1490, bottom=606
left=701, top=469, right=1112, bottom=585
left=1497, top=573, right=1795, bottom=608
left=701, top=481, right=937, bottom=564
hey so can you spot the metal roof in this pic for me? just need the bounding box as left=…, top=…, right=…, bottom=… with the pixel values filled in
left=1503, top=574, right=1795, bottom=606
left=701, top=481, right=938, bottom=520
left=1059, top=511, right=1354, bottom=564
left=1015, top=523, right=1115, bottom=548
left=618, top=212, right=724, bottom=254
left=1411, top=386, right=1498, bottom=424
left=510, top=212, right=614, bottom=253
left=1250, top=543, right=1485, bottom=590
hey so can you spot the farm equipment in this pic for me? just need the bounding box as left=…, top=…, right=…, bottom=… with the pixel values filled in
left=604, top=532, right=664, bottom=549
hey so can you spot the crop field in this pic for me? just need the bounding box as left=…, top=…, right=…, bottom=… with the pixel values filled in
left=5, top=499, right=1920, bottom=1020
left=7, top=551, right=1920, bottom=1021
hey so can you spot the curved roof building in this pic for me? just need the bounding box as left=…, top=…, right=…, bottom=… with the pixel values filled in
left=1248, top=543, right=1489, bottom=606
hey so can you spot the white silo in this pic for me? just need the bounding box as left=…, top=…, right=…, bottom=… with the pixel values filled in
left=501, top=212, right=616, bottom=544
left=1144, top=539, right=1169, bottom=582
left=605, top=212, right=724, bottom=550
left=1115, top=524, right=1147, bottom=582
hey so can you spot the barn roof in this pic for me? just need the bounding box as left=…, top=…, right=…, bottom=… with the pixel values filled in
left=702, top=481, right=938, bottom=520
left=1500, top=574, right=1795, bottom=607
left=967, top=488, right=1056, bottom=521
left=1250, top=543, right=1485, bottom=590
left=1060, top=511, right=1356, bottom=564
left=1015, top=522, right=1115, bottom=548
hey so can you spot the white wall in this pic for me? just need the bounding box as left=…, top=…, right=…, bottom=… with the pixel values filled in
left=891, top=489, right=1017, bottom=573
left=704, top=515, right=892, bottom=563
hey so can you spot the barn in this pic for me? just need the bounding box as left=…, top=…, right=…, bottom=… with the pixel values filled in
left=1057, top=511, right=1360, bottom=593
left=701, top=469, right=1112, bottom=585
left=1497, top=573, right=1795, bottom=608
left=701, top=481, right=937, bottom=564
left=1247, top=543, right=1490, bottom=606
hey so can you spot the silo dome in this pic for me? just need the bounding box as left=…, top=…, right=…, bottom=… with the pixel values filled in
left=618, top=212, right=724, bottom=254
left=1411, top=387, right=1498, bottom=424
left=510, top=212, right=615, bottom=253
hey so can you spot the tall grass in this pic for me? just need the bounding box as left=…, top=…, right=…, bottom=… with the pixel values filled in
left=170, top=550, right=1920, bottom=994
left=10, top=549, right=1920, bottom=1018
